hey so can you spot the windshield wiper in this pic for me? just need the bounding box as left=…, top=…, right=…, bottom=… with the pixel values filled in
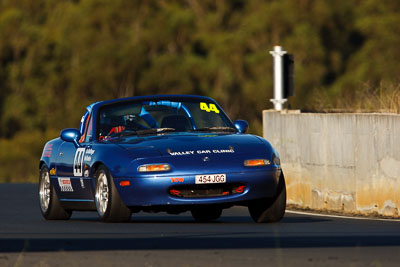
left=136, top=128, right=176, bottom=135
left=193, top=127, right=237, bottom=133
left=110, top=128, right=176, bottom=138
left=117, top=131, right=138, bottom=137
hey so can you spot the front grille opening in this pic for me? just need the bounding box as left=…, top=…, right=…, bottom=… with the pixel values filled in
left=169, top=183, right=245, bottom=198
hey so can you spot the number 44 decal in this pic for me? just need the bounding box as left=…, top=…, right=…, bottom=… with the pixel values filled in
left=73, top=148, right=85, bottom=176
left=200, top=102, right=220, bottom=114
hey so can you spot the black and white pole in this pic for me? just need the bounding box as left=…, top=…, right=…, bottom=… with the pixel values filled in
left=270, top=46, right=287, bottom=111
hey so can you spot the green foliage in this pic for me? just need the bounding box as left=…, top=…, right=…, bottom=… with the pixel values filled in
left=0, top=129, right=58, bottom=182
left=0, top=0, right=399, bottom=182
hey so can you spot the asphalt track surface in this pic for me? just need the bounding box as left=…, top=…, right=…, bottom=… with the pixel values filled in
left=1, top=184, right=400, bottom=267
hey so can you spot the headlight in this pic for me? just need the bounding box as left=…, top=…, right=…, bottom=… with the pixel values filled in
left=243, top=159, right=271, bottom=167
left=138, top=164, right=171, bottom=172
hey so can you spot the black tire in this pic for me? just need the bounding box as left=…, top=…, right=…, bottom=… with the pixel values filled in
left=94, top=165, right=132, bottom=222
left=248, top=172, right=286, bottom=223
left=39, top=165, right=72, bottom=220
left=191, top=206, right=222, bottom=222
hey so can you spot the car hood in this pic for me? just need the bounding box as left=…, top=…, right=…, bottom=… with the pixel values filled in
left=113, top=133, right=268, bottom=159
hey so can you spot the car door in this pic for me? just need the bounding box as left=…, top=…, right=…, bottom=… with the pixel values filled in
left=55, top=112, right=94, bottom=201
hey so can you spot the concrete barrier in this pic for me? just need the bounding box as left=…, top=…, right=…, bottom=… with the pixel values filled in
left=263, top=110, right=400, bottom=217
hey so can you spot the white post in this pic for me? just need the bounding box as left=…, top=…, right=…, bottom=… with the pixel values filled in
left=270, top=46, right=287, bottom=111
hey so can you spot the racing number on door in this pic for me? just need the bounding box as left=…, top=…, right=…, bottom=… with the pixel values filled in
left=74, top=148, right=85, bottom=176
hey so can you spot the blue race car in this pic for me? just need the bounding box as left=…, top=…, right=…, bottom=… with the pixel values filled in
left=39, top=95, right=286, bottom=222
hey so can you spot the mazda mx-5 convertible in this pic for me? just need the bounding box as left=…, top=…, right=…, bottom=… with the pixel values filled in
left=39, top=95, right=286, bottom=222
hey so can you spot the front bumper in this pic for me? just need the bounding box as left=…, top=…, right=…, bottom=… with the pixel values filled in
left=114, top=168, right=281, bottom=207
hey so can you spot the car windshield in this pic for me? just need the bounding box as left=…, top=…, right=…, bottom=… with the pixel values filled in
left=97, top=98, right=236, bottom=140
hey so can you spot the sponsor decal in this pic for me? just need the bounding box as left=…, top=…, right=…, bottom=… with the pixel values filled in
left=58, top=177, right=73, bottom=192
left=169, top=150, right=195, bottom=156
left=170, top=177, right=184, bottom=183
left=197, top=150, right=211, bottom=154
left=84, top=148, right=95, bottom=161
left=212, top=149, right=234, bottom=153
left=49, top=168, right=56, bottom=175
left=80, top=178, right=85, bottom=188
left=42, top=144, right=53, bottom=158
left=200, top=102, right=220, bottom=114
left=168, top=148, right=235, bottom=156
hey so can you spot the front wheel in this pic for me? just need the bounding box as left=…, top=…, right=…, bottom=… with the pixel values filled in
left=95, top=165, right=131, bottom=222
left=39, top=165, right=72, bottom=220
left=248, top=172, right=286, bottom=223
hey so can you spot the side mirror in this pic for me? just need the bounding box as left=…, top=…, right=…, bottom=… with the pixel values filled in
left=234, top=120, right=249, bottom=134
left=60, top=128, right=82, bottom=148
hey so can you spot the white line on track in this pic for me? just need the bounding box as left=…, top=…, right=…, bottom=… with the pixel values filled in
left=286, top=209, right=400, bottom=222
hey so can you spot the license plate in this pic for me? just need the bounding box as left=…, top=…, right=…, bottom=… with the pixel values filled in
left=195, top=174, right=226, bottom=184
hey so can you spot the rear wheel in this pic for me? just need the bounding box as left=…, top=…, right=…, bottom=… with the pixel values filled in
left=95, top=165, right=131, bottom=222
left=39, top=165, right=72, bottom=220
left=191, top=206, right=222, bottom=222
left=248, top=172, right=286, bottom=223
